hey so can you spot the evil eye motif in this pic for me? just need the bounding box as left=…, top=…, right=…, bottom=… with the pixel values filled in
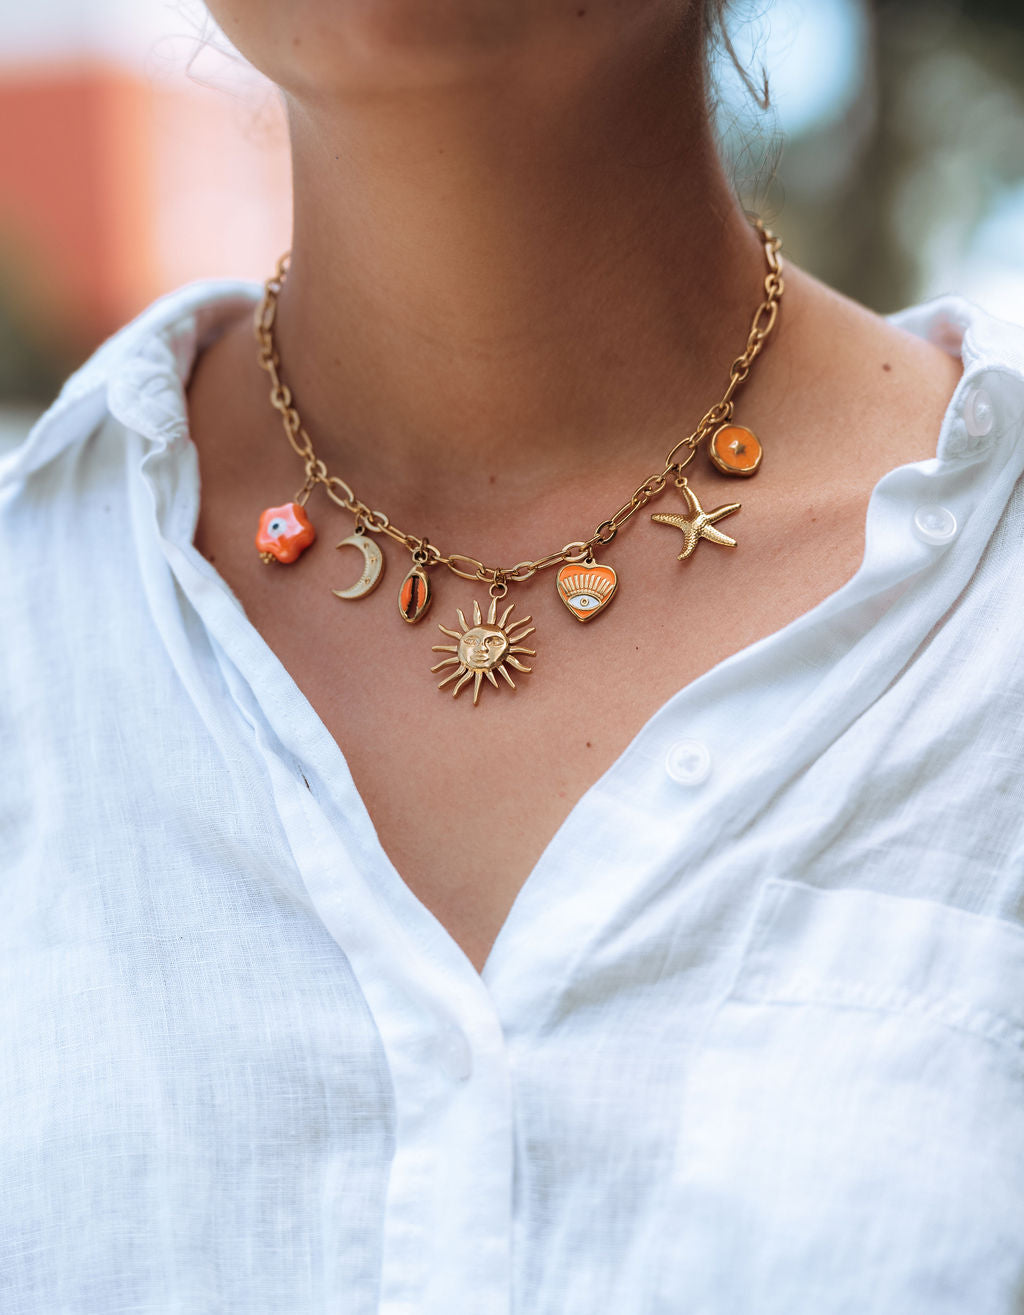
left=255, top=502, right=316, bottom=564
left=566, top=591, right=603, bottom=613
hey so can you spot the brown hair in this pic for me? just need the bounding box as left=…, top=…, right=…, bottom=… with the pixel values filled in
left=705, top=0, right=771, bottom=110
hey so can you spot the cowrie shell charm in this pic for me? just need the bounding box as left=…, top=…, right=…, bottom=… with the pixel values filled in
left=556, top=561, right=618, bottom=622
left=399, top=562, right=432, bottom=622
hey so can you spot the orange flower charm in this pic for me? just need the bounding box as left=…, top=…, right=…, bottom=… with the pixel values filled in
left=255, top=502, right=316, bottom=564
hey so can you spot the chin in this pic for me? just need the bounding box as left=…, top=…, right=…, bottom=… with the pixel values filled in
left=206, top=0, right=689, bottom=98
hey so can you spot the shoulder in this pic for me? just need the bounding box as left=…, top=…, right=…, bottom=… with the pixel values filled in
left=0, top=279, right=262, bottom=705
left=0, top=279, right=261, bottom=496
left=886, top=294, right=1024, bottom=463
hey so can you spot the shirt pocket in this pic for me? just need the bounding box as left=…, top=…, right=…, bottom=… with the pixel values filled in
left=658, top=878, right=1024, bottom=1315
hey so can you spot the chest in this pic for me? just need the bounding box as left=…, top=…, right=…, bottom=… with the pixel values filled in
left=14, top=404, right=1024, bottom=1310
left=195, top=469, right=872, bottom=970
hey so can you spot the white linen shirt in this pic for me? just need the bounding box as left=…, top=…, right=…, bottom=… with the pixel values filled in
left=3, top=281, right=1024, bottom=1315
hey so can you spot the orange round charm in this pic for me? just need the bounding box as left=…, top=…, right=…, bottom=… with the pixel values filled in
left=709, top=423, right=762, bottom=477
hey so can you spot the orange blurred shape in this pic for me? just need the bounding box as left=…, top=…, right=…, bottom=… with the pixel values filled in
left=0, top=62, right=289, bottom=357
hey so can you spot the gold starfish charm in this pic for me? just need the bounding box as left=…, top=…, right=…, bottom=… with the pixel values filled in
left=651, top=478, right=741, bottom=560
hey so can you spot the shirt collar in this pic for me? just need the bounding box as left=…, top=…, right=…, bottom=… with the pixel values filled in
left=0, top=279, right=261, bottom=489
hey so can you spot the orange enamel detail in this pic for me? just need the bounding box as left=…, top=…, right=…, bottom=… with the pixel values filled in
left=255, top=502, right=316, bottom=564
left=556, top=562, right=618, bottom=622
left=399, top=565, right=432, bottom=623
left=709, top=423, right=763, bottom=476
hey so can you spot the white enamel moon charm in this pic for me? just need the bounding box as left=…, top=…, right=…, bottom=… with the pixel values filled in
left=332, top=530, right=384, bottom=600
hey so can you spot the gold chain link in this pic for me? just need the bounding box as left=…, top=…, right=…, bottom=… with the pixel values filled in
left=255, top=218, right=784, bottom=585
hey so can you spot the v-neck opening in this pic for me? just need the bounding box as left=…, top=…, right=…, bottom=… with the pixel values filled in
left=115, top=284, right=992, bottom=993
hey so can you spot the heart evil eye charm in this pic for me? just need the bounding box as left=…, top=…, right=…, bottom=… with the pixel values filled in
left=256, top=502, right=316, bottom=564
left=555, top=561, right=618, bottom=622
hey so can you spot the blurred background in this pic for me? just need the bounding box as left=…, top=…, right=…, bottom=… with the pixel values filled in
left=1, top=0, right=1022, bottom=446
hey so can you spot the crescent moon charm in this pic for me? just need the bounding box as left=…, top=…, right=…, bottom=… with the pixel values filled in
left=332, top=530, right=385, bottom=600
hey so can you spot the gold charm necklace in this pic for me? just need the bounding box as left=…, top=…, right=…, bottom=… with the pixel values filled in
left=254, top=219, right=784, bottom=705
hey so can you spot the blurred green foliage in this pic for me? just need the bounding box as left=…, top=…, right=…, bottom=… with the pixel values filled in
left=0, top=275, right=75, bottom=405
left=737, top=0, right=1024, bottom=310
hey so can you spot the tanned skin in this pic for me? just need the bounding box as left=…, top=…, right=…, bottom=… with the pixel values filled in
left=187, top=0, right=961, bottom=970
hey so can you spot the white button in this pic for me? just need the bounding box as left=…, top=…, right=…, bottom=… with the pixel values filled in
left=436, top=1026, right=473, bottom=1082
left=963, top=384, right=995, bottom=438
left=913, top=504, right=958, bottom=545
left=665, top=738, right=712, bottom=786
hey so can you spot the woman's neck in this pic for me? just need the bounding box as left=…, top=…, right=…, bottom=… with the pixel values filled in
left=270, top=6, right=766, bottom=515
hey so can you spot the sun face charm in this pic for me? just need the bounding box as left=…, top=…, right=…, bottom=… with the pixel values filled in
left=431, top=598, right=536, bottom=704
